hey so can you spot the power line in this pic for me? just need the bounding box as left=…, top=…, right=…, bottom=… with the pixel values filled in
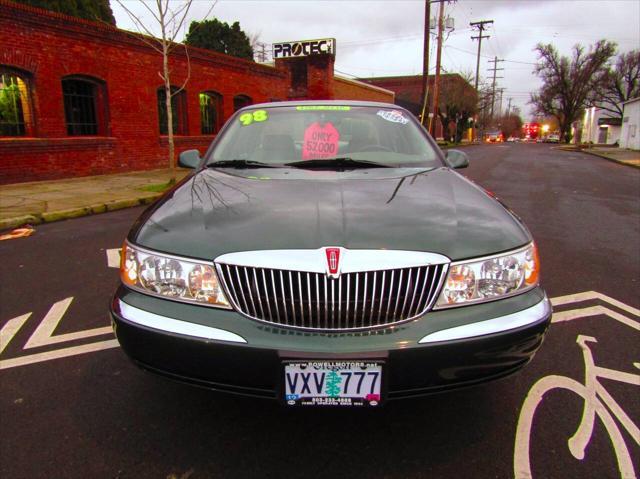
left=445, top=44, right=537, bottom=65
left=490, top=24, right=507, bottom=59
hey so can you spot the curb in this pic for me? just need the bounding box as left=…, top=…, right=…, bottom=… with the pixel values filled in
left=578, top=150, right=640, bottom=169
left=440, top=142, right=478, bottom=149
left=555, top=146, right=640, bottom=169
left=0, top=193, right=163, bottom=231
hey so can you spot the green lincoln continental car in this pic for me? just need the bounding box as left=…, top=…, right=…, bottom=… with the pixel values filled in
left=110, top=101, right=552, bottom=407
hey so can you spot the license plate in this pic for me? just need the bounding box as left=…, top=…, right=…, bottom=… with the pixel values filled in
left=284, top=361, right=383, bottom=407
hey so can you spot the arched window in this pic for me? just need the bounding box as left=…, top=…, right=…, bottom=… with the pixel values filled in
left=199, top=91, right=223, bottom=134
left=233, top=94, right=252, bottom=112
left=0, top=67, right=34, bottom=136
left=158, top=86, right=187, bottom=135
left=62, top=76, right=107, bottom=136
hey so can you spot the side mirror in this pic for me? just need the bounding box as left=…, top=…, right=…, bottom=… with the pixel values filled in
left=445, top=149, right=469, bottom=169
left=178, top=149, right=201, bottom=169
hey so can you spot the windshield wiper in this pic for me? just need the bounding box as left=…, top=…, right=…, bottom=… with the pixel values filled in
left=284, top=157, right=389, bottom=169
left=208, top=159, right=279, bottom=169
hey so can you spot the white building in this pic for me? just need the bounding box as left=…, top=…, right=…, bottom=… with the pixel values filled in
left=581, top=107, right=622, bottom=145
left=620, top=97, right=640, bottom=150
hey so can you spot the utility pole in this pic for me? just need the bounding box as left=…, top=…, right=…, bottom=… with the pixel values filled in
left=497, top=87, right=505, bottom=117
left=470, top=20, right=492, bottom=93
left=420, top=0, right=431, bottom=126
left=470, top=19, right=492, bottom=142
left=487, top=56, right=504, bottom=120
left=428, top=0, right=446, bottom=136
left=506, top=97, right=512, bottom=117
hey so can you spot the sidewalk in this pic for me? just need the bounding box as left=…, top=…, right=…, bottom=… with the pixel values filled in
left=557, top=145, right=640, bottom=168
left=0, top=168, right=190, bottom=230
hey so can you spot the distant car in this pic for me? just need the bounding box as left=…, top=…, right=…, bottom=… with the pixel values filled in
left=485, top=133, right=503, bottom=143
left=506, top=136, right=517, bottom=142
left=545, top=134, right=560, bottom=143
left=111, top=100, right=551, bottom=407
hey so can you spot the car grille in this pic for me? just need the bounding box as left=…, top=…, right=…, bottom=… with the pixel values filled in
left=217, top=264, right=447, bottom=330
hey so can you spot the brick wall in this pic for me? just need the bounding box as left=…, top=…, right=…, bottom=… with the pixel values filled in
left=0, top=1, right=396, bottom=184
left=333, top=77, right=394, bottom=103
left=0, top=1, right=291, bottom=183
left=359, top=75, right=428, bottom=110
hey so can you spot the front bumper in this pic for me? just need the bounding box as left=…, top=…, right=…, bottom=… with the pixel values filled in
left=110, top=286, right=552, bottom=400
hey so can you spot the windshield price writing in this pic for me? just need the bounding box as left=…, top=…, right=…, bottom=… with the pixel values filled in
left=302, top=122, right=340, bottom=159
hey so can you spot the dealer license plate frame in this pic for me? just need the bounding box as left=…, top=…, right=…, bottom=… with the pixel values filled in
left=282, top=360, right=385, bottom=407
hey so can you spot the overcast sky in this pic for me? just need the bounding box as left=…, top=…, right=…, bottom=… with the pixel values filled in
left=112, top=0, right=640, bottom=120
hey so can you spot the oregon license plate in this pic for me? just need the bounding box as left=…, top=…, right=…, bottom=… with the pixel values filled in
left=284, top=361, right=383, bottom=407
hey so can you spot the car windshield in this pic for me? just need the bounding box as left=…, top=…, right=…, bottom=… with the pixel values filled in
left=207, top=105, right=443, bottom=168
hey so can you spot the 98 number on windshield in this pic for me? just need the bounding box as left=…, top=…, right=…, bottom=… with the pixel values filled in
left=239, top=110, right=268, bottom=126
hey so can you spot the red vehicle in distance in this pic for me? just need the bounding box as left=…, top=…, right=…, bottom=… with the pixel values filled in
left=523, top=123, right=540, bottom=141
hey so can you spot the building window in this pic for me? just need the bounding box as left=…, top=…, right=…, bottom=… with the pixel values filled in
left=199, top=91, right=222, bottom=134
left=233, top=94, right=252, bottom=112
left=62, top=77, right=106, bottom=136
left=158, top=86, right=187, bottom=135
left=0, top=68, right=33, bottom=136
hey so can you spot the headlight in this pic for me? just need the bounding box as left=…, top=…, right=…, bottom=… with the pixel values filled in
left=120, top=242, right=230, bottom=308
left=435, top=243, right=540, bottom=308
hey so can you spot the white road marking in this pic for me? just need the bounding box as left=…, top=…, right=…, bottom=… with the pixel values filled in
left=0, top=339, right=119, bottom=370
left=553, top=306, right=640, bottom=331
left=0, top=313, right=31, bottom=355
left=515, top=292, right=639, bottom=479
left=551, top=291, right=640, bottom=316
left=24, top=297, right=112, bottom=349
left=106, top=248, right=121, bottom=268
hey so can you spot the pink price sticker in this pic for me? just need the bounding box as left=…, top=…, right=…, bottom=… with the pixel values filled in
left=302, top=122, right=340, bottom=160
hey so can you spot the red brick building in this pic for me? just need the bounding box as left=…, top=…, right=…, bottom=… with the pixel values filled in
left=0, top=1, right=393, bottom=184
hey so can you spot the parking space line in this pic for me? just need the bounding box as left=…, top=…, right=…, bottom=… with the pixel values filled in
left=24, top=297, right=112, bottom=349
left=0, top=339, right=119, bottom=370
left=553, top=306, right=640, bottom=331
left=551, top=291, right=640, bottom=316
left=0, top=313, right=31, bottom=355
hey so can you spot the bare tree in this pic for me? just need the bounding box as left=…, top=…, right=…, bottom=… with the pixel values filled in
left=498, top=113, right=523, bottom=139
left=589, top=49, right=640, bottom=119
left=116, top=0, right=216, bottom=183
left=529, top=40, right=616, bottom=143
left=436, top=74, right=478, bottom=143
left=475, top=82, right=494, bottom=131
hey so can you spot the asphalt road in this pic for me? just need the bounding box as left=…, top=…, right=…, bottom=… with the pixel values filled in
left=1, top=143, right=638, bottom=479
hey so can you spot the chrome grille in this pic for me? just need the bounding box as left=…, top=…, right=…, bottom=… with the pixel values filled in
left=217, top=264, right=447, bottom=330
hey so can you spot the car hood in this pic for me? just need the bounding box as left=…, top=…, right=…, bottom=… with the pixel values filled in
left=130, top=167, right=530, bottom=262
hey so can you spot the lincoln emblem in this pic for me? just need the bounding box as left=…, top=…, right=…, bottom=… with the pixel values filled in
left=324, top=247, right=341, bottom=277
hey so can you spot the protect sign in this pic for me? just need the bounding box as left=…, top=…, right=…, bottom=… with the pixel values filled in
left=273, top=38, right=336, bottom=59
left=302, top=122, right=340, bottom=160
